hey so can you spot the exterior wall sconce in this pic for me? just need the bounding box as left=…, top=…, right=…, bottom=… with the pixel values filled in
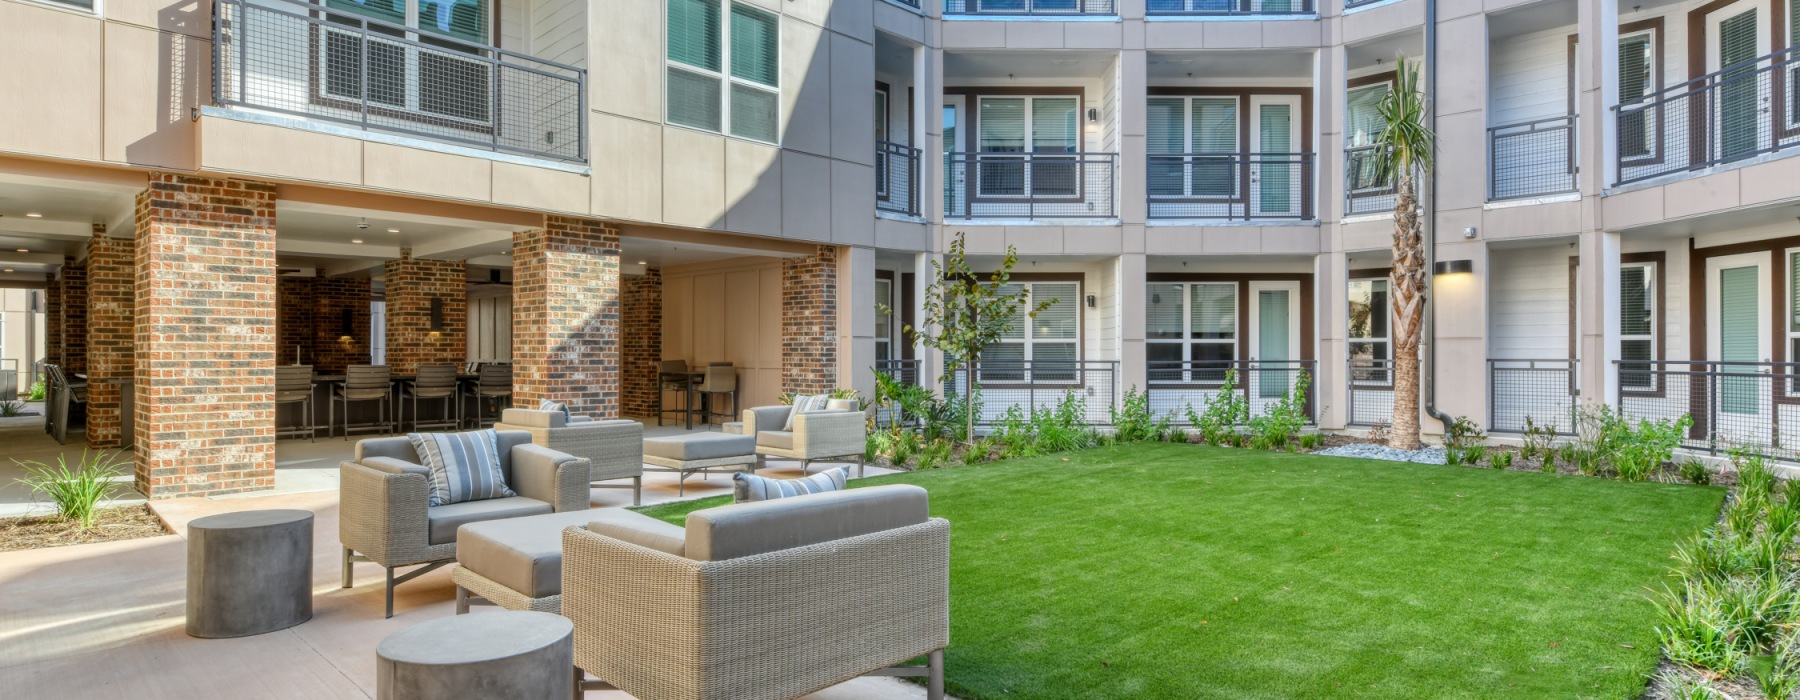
left=429, top=297, right=444, bottom=335
left=1086, top=108, right=1099, bottom=124
left=1086, top=294, right=1096, bottom=308
left=339, top=308, right=354, bottom=342
left=1433, top=260, right=1474, bottom=276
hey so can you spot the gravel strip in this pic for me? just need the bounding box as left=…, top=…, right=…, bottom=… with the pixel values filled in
left=1314, top=442, right=1448, bottom=465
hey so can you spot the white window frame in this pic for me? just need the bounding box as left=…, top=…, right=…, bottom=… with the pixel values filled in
left=1145, top=281, right=1238, bottom=385
left=1147, top=96, right=1240, bottom=200
left=1786, top=248, right=1800, bottom=388
left=1618, top=28, right=1659, bottom=160
left=984, top=281, right=1081, bottom=383
left=664, top=0, right=782, bottom=145
left=975, top=95, right=1081, bottom=197
left=1347, top=277, right=1391, bottom=386
left=1620, top=261, right=1658, bottom=390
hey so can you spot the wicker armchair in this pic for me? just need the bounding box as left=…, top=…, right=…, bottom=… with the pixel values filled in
left=338, top=430, right=590, bottom=617
left=494, top=408, right=644, bottom=505
left=742, top=403, right=868, bottom=477
left=562, top=485, right=949, bottom=700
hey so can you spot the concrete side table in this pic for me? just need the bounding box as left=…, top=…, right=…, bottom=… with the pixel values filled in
left=186, top=509, right=314, bottom=638
left=376, top=610, right=574, bottom=700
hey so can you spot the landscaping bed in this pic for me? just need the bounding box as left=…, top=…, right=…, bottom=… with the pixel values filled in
left=0, top=504, right=168, bottom=552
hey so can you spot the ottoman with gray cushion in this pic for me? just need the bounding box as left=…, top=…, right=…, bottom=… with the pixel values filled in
left=452, top=509, right=685, bottom=614
left=376, top=609, right=574, bottom=700
left=642, top=432, right=758, bottom=495
left=186, top=509, right=314, bottom=639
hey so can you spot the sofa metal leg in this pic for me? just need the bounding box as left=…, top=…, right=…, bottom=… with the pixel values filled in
left=341, top=547, right=353, bottom=588
left=633, top=476, right=642, bottom=506
left=455, top=585, right=470, bottom=615
left=385, top=566, right=395, bottom=619
left=929, top=649, right=944, bottom=700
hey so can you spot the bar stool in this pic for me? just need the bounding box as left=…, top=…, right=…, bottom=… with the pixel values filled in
left=337, top=365, right=393, bottom=440
left=275, top=365, right=316, bottom=442
left=403, top=364, right=461, bottom=431
left=656, top=360, right=700, bottom=427
left=696, top=363, right=738, bottom=428
left=468, top=363, right=513, bottom=428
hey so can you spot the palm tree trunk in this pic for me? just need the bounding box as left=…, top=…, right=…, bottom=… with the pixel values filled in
left=1389, top=170, right=1427, bottom=451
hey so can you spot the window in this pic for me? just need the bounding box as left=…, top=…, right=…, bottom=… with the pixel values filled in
left=667, top=0, right=779, bottom=142
left=876, top=87, right=890, bottom=196
left=1348, top=278, right=1390, bottom=384
left=875, top=277, right=894, bottom=362
left=1787, top=250, right=1800, bottom=392
left=1147, top=96, right=1239, bottom=198
left=1619, top=30, right=1656, bottom=158
left=322, top=0, right=492, bottom=123
left=983, top=281, right=1079, bottom=383
left=1345, top=82, right=1391, bottom=194
left=976, top=96, right=1079, bottom=197
left=38, top=0, right=95, bottom=11
left=1616, top=262, right=1657, bottom=390
left=1146, top=282, right=1237, bottom=383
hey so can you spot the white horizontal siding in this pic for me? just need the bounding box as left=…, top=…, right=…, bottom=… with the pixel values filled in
left=1488, top=246, right=1572, bottom=361
left=531, top=0, right=587, bottom=69
left=1489, top=25, right=1575, bottom=126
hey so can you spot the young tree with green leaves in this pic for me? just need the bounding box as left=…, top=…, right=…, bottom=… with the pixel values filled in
left=1374, top=56, right=1436, bottom=451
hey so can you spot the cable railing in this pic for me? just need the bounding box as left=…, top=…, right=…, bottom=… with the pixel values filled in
left=213, top=0, right=586, bottom=163
left=945, top=361, right=1119, bottom=426
left=1343, top=144, right=1396, bottom=216
left=1147, top=152, right=1315, bottom=220
left=1347, top=357, right=1393, bottom=427
left=945, top=152, right=1118, bottom=219
left=1145, top=0, right=1313, bottom=15
left=876, top=141, right=922, bottom=217
left=1616, top=360, right=1800, bottom=460
left=1488, top=359, right=1578, bottom=434
left=944, top=0, right=1116, bottom=15
left=1145, top=360, right=1317, bottom=425
left=1615, top=44, right=1800, bottom=186
left=1489, top=115, right=1576, bottom=201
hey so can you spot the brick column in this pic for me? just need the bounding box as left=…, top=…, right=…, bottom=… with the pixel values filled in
left=134, top=173, right=278, bottom=499
left=314, top=277, right=372, bottom=373
left=44, top=269, right=62, bottom=368
left=781, top=245, right=838, bottom=396
left=276, top=277, right=316, bottom=365
left=512, top=217, right=620, bottom=418
left=383, top=250, right=467, bottom=375
left=61, top=257, right=87, bottom=376
left=86, top=229, right=135, bottom=448
left=620, top=267, right=662, bottom=418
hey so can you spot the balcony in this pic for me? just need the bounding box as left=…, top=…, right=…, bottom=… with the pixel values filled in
left=212, top=0, right=586, bottom=163
left=1617, top=360, right=1800, bottom=461
left=1145, top=0, right=1314, bottom=17
left=944, top=152, right=1118, bottom=220
left=1147, top=152, right=1315, bottom=221
left=1615, top=45, right=1800, bottom=186
left=1343, top=144, right=1395, bottom=216
left=877, top=141, right=922, bottom=218
left=1489, top=116, right=1577, bottom=201
left=1145, top=360, right=1318, bottom=426
left=943, top=0, right=1116, bottom=17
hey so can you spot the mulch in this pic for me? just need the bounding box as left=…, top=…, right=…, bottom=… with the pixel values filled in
left=0, top=504, right=170, bottom=552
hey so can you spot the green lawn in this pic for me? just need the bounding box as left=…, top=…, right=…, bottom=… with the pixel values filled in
left=640, top=443, right=1725, bottom=699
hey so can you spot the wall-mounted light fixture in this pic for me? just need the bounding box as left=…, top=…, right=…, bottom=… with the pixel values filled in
left=339, top=308, right=355, bottom=342
left=1432, top=259, right=1473, bottom=276
left=429, top=297, right=444, bottom=335
left=1086, top=108, right=1099, bottom=124
left=1086, top=294, right=1096, bottom=308
left=1463, top=226, right=1478, bottom=239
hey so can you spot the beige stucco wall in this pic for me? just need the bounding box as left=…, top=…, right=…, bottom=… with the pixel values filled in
left=659, top=256, right=787, bottom=410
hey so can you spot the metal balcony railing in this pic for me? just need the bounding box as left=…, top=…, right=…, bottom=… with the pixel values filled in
left=1347, top=357, right=1393, bottom=427
left=1488, top=359, right=1578, bottom=434
left=213, top=0, right=586, bottom=163
left=890, top=0, right=922, bottom=8
left=1145, top=0, right=1313, bottom=16
left=1489, top=115, right=1576, bottom=200
left=944, top=152, right=1117, bottom=219
left=875, top=359, right=923, bottom=386
left=1146, top=360, right=1317, bottom=425
left=944, top=0, right=1116, bottom=15
left=1343, top=144, right=1396, bottom=216
left=1343, top=0, right=1388, bottom=8
left=945, top=361, right=1119, bottom=426
left=1615, top=45, right=1800, bottom=186
left=1147, top=152, right=1315, bottom=220
left=876, top=141, right=922, bottom=217
left=1617, top=360, right=1800, bottom=460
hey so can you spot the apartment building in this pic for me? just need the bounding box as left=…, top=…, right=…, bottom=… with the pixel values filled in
left=2, top=0, right=1797, bottom=498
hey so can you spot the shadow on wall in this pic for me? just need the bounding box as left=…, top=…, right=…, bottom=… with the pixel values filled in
left=129, top=1, right=208, bottom=170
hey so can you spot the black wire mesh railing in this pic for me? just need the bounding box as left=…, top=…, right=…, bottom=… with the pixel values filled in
left=1615, top=45, right=1800, bottom=186
left=1489, top=115, right=1576, bottom=200
left=945, top=152, right=1118, bottom=219
left=1488, top=359, right=1578, bottom=434
left=1347, top=357, right=1393, bottom=427
left=945, top=361, right=1118, bottom=426
left=1344, top=144, right=1396, bottom=216
left=945, top=0, right=1116, bottom=15
left=876, top=141, right=921, bottom=217
left=875, top=359, right=923, bottom=386
left=1145, top=360, right=1316, bottom=426
left=1146, top=152, right=1315, bottom=220
left=1145, top=0, right=1313, bottom=15
left=1617, top=360, right=1800, bottom=460
left=213, top=0, right=586, bottom=163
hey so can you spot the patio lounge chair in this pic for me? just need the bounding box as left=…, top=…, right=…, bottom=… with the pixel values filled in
left=338, top=431, right=590, bottom=617
left=494, top=407, right=645, bottom=505
left=742, top=400, right=868, bottom=477
left=561, top=484, right=949, bottom=700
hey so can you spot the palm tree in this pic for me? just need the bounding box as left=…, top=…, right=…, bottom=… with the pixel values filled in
left=1373, top=56, right=1435, bottom=451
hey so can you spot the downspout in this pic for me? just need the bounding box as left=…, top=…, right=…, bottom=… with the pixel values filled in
left=1422, top=0, right=1454, bottom=432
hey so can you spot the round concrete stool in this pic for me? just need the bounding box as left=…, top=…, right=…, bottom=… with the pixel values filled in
left=376, top=610, right=574, bottom=700
left=185, top=509, right=314, bottom=639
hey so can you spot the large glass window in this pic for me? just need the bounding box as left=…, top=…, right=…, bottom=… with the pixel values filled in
left=322, top=0, right=493, bottom=122
left=668, top=0, right=779, bottom=142
left=1619, top=31, right=1657, bottom=158
left=1146, top=96, right=1239, bottom=198
left=983, top=282, right=1080, bottom=382
left=1348, top=278, right=1390, bottom=384
left=1146, top=282, right=1237, bottom=383
left=976, top=96, right=1079, bottom=197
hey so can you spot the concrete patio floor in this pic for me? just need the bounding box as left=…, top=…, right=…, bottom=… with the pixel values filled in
left=0, top=417, right=929, bottom=699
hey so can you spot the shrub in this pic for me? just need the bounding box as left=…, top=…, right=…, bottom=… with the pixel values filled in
left=916, top=439, right=955, bottom=471
left=1032, top=391, right=1098, bottom=454
left=1609, top=414, right=1693, bottom=482
left=1298, top=433, right=1324, bottom=450
left=1658, top=671, right=1722, bottom=700
left=13, top=450, right=125, bottom=528
left=1188, top=370, right=1249, bottom=446
left=995, top=405, right=1039, bottom=460
left=1736, top=450, right=1778, bottom=501
left=1444, top=449, right=1462, bottom=466
left=1445, top=416, right=1484, bottom=451
left=1521, top=416, right=1557, bottom=463
left=1489, top=451, right=1513, bottom=469
left=891, top=430, right=920, bottom=467
left=1679, top=459, right=1712, bottom=485
left=0, top=400, right=23, bottom=417
left=1760, top=637, right=1800, bottom=700
left=963, top=438, right=996, bottom=466
left=1465, top=445, right=1489, bottom=466
left=1112, top=386, right=1170, bottom=444
left=864, top=431, right=891, bottom=463
left=1247, top=370, right=1312, bottom=450
left=28, top=380, right=46, bottom=402
left=1653, top=584, right=1751, bottom=675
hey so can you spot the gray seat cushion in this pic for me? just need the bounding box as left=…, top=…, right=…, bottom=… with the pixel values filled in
left=459, top=509, right=685, bottom=599
left=756, top=430, right=794, bottom=451
left=643, top=433, right=756, bottom=462
left=426, top=496, right=553, bottom=545
left=686, top=485, right=929, bottom=561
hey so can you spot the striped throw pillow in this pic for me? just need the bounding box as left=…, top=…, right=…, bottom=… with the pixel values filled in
left=782, top=394, right=831, bottom=431
left=732, top=467, right=848, bottom=503
left=409, top=429, right=516, bottom=507
left=538, top=399, right=570, bottom=422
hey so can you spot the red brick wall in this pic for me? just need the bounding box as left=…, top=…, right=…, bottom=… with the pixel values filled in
left=314, top=277, right=372, bottom=373
left=134, top=173, right=278, bottom=499
left=383, top=252, right=467, bottom=375
left=61, top=257, right=87, bottom=376
left=512, top=217, right=620, bottom=418
left=781, top=245, right=838, bottom=396
left=85, top=231, right=135, bottom=449
left=621, top=268, right=662, bottom=417
left=45, top=269, right=62, bottom=369
left=276, top=277, right=316, bottom=366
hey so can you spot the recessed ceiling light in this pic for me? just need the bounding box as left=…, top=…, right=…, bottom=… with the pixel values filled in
left=637, top=261, right=648, bottom=265
left=24, top=213, right=42, bottom=218
left=14, top=248, right=26, bottom=253
left=2, top=269, right=12, bottom=273
left=351, top=239, right=364, bottom=244
left=387, top=228, right=400, bottom=233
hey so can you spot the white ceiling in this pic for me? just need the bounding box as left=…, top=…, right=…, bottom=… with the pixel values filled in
left=1147, top=50, right=1315, bottom=81
left=1487, top=0, right=1576, bottom=40
left=944, top=50, right=1117, bottom=80
left=877, top=32, right=916, bottom=78
left=1345, top=32, right=1423, bottom=71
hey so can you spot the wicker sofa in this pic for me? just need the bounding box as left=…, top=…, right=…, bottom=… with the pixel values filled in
left=494, top=408, right=644, bottom=506
left=741, top=402, right=867, bottom=477
left=338, top=431, right=590, bottom=617
left=562, top=484, right=949, bottom=700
